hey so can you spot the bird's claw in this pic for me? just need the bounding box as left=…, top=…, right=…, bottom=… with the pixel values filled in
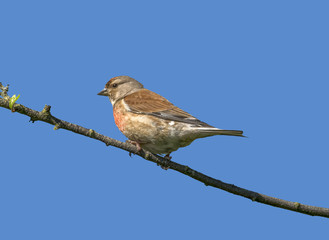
left=158, top=153, right=172, bottom=170
left=126, top=140, right=142, bottom=154
left=164, top=153, right=172, bottom=160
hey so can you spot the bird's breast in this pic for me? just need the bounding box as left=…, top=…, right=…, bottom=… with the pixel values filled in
left=113, top=105, right=126, bottom=133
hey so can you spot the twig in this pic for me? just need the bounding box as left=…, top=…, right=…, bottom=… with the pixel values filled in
left=1, top=83, right=329, bottom=218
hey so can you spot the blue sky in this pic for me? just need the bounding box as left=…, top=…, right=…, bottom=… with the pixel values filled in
left=1, top=1, right=328, bottom=239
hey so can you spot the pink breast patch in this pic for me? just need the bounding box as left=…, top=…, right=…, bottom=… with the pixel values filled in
left=113, top=107, right=125, bottom=132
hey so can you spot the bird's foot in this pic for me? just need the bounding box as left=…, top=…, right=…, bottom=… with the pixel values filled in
left=164, top=153, right=172, bottom=160
left=160, top=165, right=170, bottom=170
left=159, top=153, right=172, bottom=170
left=126, top=140, right=142, bottom=156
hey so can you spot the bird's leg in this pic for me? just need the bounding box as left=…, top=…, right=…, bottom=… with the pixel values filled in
left=164, top=153, right=172, bottom=160
left=126, top=140, right=142, bottom=156
left=159, top=152, right=172, bottom=170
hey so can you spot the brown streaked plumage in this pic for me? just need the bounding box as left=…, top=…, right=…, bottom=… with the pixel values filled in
left=98, top=76, right=244, bottom=156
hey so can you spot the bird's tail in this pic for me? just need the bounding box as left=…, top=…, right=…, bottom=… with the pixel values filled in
left=214, top=129, right=244, bottom=137
left=195, top=128, right=245, bottom=137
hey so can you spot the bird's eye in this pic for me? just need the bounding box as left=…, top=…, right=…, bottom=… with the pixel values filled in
left=112, top=83, right=118, bottom=88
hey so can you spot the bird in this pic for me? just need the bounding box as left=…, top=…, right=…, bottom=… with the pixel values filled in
left=98, top=76, right=244, bottom=158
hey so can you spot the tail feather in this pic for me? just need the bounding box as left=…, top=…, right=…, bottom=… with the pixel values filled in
left=195, top=128, right=245, bottom=137
left=214, top=129, right=244, bottom=137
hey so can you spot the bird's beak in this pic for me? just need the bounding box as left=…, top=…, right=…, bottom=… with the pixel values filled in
left=97, top=88, right=108, bottom=96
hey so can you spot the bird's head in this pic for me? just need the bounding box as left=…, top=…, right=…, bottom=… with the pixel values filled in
left=98, top=76, right=144, bottom=106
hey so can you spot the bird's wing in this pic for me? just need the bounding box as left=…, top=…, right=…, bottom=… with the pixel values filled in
left=123, top=89, right=213, bottom=127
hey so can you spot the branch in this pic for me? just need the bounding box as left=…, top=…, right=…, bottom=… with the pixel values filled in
left=1, top=83, right=329, bottom=218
